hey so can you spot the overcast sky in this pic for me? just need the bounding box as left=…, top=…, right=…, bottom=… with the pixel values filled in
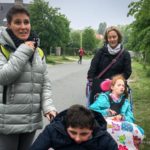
left=49, top=0, right=137, bottom=30
left=23, top=0, right=136, bottom=29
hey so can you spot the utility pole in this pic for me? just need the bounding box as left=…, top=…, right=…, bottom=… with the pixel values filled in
left=80, top=30, right=82, bottom=48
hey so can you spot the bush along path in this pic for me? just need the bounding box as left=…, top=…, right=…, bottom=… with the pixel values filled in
left=129, top=60, right=150, bottom=150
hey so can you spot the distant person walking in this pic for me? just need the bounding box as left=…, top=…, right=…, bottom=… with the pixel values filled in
left=78, top=48, right=85, bottom=64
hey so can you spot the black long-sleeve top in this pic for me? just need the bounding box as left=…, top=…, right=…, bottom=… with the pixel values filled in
left=87, top=46, right=132, bottom=80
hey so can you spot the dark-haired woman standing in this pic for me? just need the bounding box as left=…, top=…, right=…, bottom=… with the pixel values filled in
left=0, top=5, right=56, bottom=150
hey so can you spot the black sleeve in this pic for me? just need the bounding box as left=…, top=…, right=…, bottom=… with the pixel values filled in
left=30, top=125, right=53, bottom=150
left=104, top=133, right=118, bottom=150
left=87, top=49, right=103, bottom=79
left=122, top=51, right=132, bottom=79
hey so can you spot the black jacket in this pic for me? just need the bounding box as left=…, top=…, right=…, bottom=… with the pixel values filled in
left=30, top=110, right=118, bottom=150
left=87, top=46, right=132, bottom=80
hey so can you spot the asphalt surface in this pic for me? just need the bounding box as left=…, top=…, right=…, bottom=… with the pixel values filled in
left=35, top=59, right=91, bottom=138
left=49, top=59, right=90, bottom=111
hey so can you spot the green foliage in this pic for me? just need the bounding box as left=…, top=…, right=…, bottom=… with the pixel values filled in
left=127, top=0, right=150, bottom=64
left=28, top=0, right=70, bottom=53
left=130, top=61, right=150, bottom=150
left=127, top=0, right=143, bottom=17
left=66, top=31, right=80, bottom=55
left=63, top=30, right=81, bottom=55
left=82, top=27, right=97, bottom=52
left=69, top=31, right=80, bottom=49
left=117, top=25, right=132, bottom=48
left=146, top=68, right=150, bottom=77
left=46, top=55, right=76, bottom=64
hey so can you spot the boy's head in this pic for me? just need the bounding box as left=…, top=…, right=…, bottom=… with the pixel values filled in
left=66, top=104, right=95, bottom=144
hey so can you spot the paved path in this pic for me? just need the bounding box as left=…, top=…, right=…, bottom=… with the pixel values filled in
left=35, top=59, right=91, bottom=138
left=48, top=59, right=90, bottom=112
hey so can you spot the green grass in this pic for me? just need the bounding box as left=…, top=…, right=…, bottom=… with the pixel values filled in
left=46, top=55, right=77, bottom=64
left=129, top=61, right=150, bottom=150
left=46, top=55, right=92, bottom=64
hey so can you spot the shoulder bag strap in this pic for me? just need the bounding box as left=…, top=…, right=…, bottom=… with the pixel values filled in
left=96, top=49, right=124, bottom=79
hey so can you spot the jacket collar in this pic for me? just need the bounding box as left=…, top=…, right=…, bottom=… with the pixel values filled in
left=0, top=28, right=16, bottom=49
left=0, top=28, right=38, bottom=52
left=51, top=109, right=107, bottom=138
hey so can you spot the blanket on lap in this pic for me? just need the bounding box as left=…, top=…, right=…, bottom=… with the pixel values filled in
left=106, top=118, right=144, bottom=150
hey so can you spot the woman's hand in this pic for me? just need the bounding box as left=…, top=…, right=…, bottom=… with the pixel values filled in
left=112, top=114, right=123, bottom=121
left=25, top=41, right=35, bottom=51
left=108, top=109, right=117, bottom=116
left=45, top=111, right=57, bottom=121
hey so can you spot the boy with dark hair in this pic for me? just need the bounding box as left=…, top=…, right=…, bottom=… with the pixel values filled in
left=30, top=104, right=118, bottom=150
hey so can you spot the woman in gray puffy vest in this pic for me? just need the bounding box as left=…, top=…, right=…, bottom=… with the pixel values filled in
left=0, top=5, right=57, bottom=150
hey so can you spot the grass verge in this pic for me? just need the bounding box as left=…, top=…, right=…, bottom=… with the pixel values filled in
left=46, top=55, right=77, bottom=64
left=129, top=60, right=150, bottom=150
left=46, top=55, right=92, bottom=64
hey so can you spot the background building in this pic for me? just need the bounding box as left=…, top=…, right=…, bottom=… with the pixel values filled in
left=0, top=0, right=28, bottom=26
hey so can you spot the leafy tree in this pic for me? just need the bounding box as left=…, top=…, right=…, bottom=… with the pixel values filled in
left=66, top=30, right=80, bottom=55
left=29, top=0, right=70, bottom=54
left=127, top=0, right=150, bottom=64
left=82, top=27, right=97, bottom=52
left=69, top=31, right=80, bottom=48
left=97, top=22, right=107, bottom=35
left=52, top=14, right=70, bottom=48
left=117, top=25, right=132, bottom=48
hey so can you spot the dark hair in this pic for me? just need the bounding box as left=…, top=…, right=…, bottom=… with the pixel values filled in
left=6, top=5, right=30, bottom=24
left=66, top=104, right=95, bottom=130
left=104, top=26, right=122, bottom=44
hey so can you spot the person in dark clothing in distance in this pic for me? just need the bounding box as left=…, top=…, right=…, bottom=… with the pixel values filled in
left=87, top=26, right=132, bottom=104
left=30, top=104, right=118, bottom=150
